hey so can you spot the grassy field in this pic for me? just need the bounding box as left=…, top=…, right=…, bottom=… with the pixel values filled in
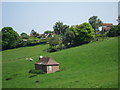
left=2, top=37, right=118, bottom=88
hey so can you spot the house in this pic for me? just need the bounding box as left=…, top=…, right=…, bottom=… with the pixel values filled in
left=35, top=56, right=60, bottom=73
left=102, top=23, right=113, bottom=32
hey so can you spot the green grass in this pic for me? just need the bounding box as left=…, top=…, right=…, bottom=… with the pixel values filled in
left=2, top=38, right=118, bottom=88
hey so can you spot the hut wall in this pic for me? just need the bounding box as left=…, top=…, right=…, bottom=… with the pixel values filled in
left=47, top=65, right=59, bottom=73
left=35, top=64, right=47, bottom=72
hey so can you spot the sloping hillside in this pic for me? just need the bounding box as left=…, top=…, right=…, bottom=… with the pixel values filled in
left=2, top=38, right=118, bottom=88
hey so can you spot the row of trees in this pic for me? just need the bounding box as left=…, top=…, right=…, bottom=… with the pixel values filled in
left=48, top=22, right=95, bottom=52
left=1, top=16, right=119, bottom=51
left=1, top=27, right=46, bottom=50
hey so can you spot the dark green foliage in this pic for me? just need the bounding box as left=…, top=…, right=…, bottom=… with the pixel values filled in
left=48, top=35, right=60, bottom=47
left=53, top=21, right=69, bottom=35
left=29, top=69, right=44, bottom=74
left=6, top=77, right=12, bottom=80
left=107, top=25, right=120, bottom=37
left=1, top=27, right=21, bottom=50
left=29, top=74, right=37, bottom=78
left=63, top=28, right=75, bottom=47
left=73, top=23, right=95, bottom=45
left=44, top=30, right=53, bottom=34
left=20, top=32, right=29, bottom=39
left=0, top=31, right=2, bottom=51
left=47, top=35, right=63, bottom=52
left=35, top=80, right=40, bottom=83
left=89, top=16, right=103, bottom=31
left=47, top=47, right=58, bottom=52
left=48, top=23, right=95, bottom=51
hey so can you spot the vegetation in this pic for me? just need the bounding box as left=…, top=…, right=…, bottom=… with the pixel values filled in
left=2, top=27, right=21, bottom=50
left=29, top=69, right=44, bottom=74
left=48, top=22, right=95, bottom=52
left=89, top=16, right=103, bottom=31
left=53, top=21, right=69, bottom=35
left=107, top=25, right=120, bottom=37
left=63, top=29, right=75, bottom=47
left=2, top=16, right=119, bottom=51
left=44, top=30, right=53, bottom=34
left=30, top=29, right=40, bottom=38
left=2, top=37, right=118, bottom=88
left=20, top=32, right=29, bottom=39
left=73, top=22, right=95, bottom=46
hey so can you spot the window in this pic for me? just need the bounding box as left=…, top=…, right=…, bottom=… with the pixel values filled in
left=48, top=66, right=52, bottom=71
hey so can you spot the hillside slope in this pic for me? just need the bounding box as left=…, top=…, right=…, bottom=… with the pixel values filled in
left=2, top=38, right=118, bottom=88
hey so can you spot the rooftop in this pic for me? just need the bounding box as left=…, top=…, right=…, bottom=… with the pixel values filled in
left=35, top=56, right=59, bottom=65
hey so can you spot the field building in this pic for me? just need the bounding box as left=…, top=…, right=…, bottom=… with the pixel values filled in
left=35, top=56, right=60, bottom=73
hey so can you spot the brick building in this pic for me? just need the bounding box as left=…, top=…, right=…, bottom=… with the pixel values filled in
left=35, top=56, right=60, bottom=73
left=102, top=23, right=113, bottom=31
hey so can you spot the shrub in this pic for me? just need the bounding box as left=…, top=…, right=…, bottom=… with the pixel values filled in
left=46, top=47, right=58, bottom=52
left=107, top=25, right=120, bottom=37
left=29, top=69, right=44, bottom=74
left=29, top=74, right=37, bottom=78
left=6, top=77, right=12, bottom=80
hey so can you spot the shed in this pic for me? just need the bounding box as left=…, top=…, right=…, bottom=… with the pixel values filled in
left=35, top=56, right=60, bottom=73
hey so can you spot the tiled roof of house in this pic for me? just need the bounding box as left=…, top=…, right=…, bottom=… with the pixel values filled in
left=35, top=56, right=59, bottom=65
left=102, top=23, right=113, bottom=26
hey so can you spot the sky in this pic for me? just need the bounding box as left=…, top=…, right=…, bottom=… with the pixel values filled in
left=2, top=2, right=118, bottom=34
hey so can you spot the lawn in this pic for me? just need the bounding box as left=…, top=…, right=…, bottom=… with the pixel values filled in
left=2, top=37, right=118, bottom=88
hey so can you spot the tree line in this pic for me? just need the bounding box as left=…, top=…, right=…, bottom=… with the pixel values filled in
left=1, top=16, right=120, bottom=51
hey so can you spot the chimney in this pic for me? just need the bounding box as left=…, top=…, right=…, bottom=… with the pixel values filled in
left=39, top=56, right=43, bottom=60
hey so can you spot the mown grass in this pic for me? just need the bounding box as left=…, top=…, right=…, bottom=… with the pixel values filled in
left=2, top=37, right=118, bottom=88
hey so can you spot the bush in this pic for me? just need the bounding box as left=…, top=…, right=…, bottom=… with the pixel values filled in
left=107, top=25, right=120, bottom=37
left=46, top=47, right=58, bottom=52
left=29, top=74, right=37, bottom=78
left=6, top=77, right=12, bottom=80
left=29, top=69, right=44, bottom=74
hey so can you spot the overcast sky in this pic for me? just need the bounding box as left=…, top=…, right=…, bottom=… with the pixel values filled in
left=2, top=2, right=118, bottom=34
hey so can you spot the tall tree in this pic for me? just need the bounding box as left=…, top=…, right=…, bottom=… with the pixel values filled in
left=53, top=21, right=69, bottom=35
left=63, top=26, right=75, bottom=47
left=88, top=16, right=103, bottom=31
left=20, top=32, right=29, bottom=39
left=1, top=27, right=21, bottom=50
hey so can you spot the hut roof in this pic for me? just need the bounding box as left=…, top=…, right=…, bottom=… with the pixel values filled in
left=35, top=56, right=59, bottom=65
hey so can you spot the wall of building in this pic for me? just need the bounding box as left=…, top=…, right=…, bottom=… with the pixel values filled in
left=47, top=65, right=59, bottom=73
left=35, top=64, right=47, bottom=72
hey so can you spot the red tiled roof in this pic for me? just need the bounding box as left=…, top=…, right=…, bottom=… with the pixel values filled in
left=102, top=23, right=113, bottom=26
left=35, top=57, right=59, bottom=65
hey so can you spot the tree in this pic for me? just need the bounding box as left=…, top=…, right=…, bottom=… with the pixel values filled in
left=48, top=35, right=60, bottom=48
left=53, top=21, right=69, bottom=35
left=1, top=27, right=21, bottom=50
left=73, top=23, right=95, bottom=45
left=30, top=29, right=39, bottom=37
left=63, top=27, right=75, bottom=47
left=89, top=16, right=103, bottom=31
left=118, top=16, right=120, bottom=25
left=44, top=30, right=53, bottom=34
left=107, top=25, right=120, bottom=37
left=20, top=32, right=29, bottom=39
left=0, top=31, right=2, bottom=51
